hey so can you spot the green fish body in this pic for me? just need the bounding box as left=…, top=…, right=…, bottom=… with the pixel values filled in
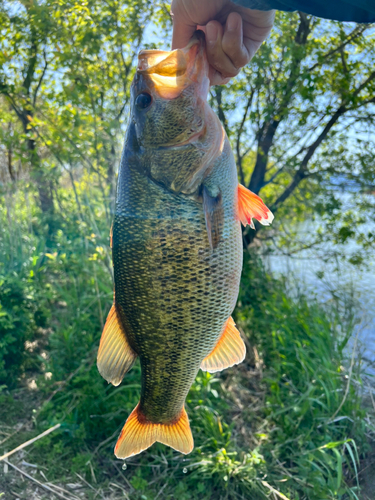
left=97, top=35, right=273, bottom=459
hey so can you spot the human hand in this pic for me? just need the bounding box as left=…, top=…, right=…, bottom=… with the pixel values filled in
left=171, top=0, right=275, bottom=85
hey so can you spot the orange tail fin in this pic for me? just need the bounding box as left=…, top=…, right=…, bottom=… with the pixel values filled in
left=237, top=184, right=274, bottom=229
left=115, top=404, right=194, bottom=459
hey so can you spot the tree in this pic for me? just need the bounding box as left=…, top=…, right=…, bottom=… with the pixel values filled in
left=0, top=0, right=157, bottom=232
left=0, top=0, right=56, bottom=226
left=38, top=0, right=156, bottom=214
left=212, top=12, right=375, bottom=263
left=2, top=5, right=374, bottom=262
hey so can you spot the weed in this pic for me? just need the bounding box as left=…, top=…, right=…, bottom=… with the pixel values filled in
left=0, top=184, right=373, bottom=499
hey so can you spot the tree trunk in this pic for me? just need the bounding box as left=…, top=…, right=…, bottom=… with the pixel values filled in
left=28, top=133, right=53, bottom=207
left=249, top=119, right=280, bottom=194
left=26, top=126, right=55, bottom=235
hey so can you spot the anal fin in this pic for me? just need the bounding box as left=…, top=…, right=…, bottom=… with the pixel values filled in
left=201, top=317, right=246, bottom=373
left=97, top=303, right=137, bottom=386
left=115, top=403, right=193, bottom=459
left=237, top=184, right=274, bottom=229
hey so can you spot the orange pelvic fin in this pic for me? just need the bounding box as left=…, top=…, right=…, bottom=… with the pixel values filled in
left=237, top=184, right=274, bottom=229
left=115, top=404, right=194, bottom=459
left=201, top=317, right=246, bottom=373
left=97, top=303, right=137, bottom=386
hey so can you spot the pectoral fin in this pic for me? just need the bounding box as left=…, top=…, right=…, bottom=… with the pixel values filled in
left=97, top=303, right=137, bottom=386
left=237, top=184, right=274, bottom=229
left=203, top=186, right=224, bottom=250
left=201, top=317, right=246, bottom=373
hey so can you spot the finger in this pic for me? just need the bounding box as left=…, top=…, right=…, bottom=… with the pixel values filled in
left=221, top=12, right=251, bottom=70
left=205, top=20, right=241, bottom=80
left=171, top=0, right=197, bottom=49
left=242, top=10, right=275, bottom=59
left=207, top=57, right=232, bottom=86
left=171, top=19, right=197, bottom=50
left=209, top=68, right=231, bottom=86
left=242, top=9, right=276, bottom=42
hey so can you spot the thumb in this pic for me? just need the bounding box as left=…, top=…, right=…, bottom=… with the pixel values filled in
left=171, top=4, right=197, bottom=49
left=171, top=19, right=197, bottom=49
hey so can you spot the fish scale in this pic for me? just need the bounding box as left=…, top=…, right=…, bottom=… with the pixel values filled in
left=113, top=138, right=242, bottom=424
left=96, top=34, right=273, bottom=459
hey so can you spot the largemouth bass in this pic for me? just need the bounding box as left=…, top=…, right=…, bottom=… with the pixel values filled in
left=97, top=34, right=273, bottom=459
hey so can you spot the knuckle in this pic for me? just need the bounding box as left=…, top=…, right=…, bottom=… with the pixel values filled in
left=234, top=53, right=248, bottom=69
left=222, top=40, right=247, bottom=70
left=207, top=52, right=226, bottom=73
left=222, top=68, right=240, bottom=79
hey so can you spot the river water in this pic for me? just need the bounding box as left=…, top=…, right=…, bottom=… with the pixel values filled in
left=264, top=232, right=375, bottom=378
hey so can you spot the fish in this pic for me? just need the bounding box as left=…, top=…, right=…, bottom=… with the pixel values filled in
left=97, top=33, right=274, bottom=460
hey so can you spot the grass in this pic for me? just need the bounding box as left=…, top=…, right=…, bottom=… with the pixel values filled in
left=0, top=180, right=374, bottom=500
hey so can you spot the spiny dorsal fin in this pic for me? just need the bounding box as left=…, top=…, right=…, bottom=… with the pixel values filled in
left=115, top=404, right=193, bottom=459
left=201, top=317, right=246, bottom=373
left=237, top=184, right=274, bottom=229
left=203, top=185, right=224, bottom=250
left=97, top=303, right=137, bottom=386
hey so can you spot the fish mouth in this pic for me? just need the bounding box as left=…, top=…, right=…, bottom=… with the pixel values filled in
left=136, top=32, right=209, bottom=100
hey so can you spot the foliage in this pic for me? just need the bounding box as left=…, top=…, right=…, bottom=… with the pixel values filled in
left=1, top=4, right=374, bottom=259
left=0, top=183, right=372, bottom=498
left=211, top=14, right=375, bottom=260
left=235, top=254, right=368, bottom=499
left=1, top=3, right=374, bottom=500
left=0, top=272, right=48, bottom=387
left=0, top=0, right=163, bottom=230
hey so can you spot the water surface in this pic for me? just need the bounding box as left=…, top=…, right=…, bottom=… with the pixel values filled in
left=264, top=229, right=375, bottom=377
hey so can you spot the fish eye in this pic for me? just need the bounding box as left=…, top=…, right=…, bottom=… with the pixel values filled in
left=135, top=92, right=152, bottom=110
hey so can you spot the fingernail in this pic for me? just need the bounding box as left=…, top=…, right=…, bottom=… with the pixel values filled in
left=206, top=22, right=218, bottom=43
left=227, top=13, right=240, bottom=32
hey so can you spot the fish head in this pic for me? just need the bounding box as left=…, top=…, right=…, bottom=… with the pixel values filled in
left=130, top=32, right=210, bottom=149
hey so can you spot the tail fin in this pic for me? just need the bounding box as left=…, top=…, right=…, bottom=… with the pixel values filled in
left=115, top=404, right=194, bottom=459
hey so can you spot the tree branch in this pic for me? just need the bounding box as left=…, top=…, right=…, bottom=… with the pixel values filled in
left=33, top=49, right=48, bottom=106
left=271, top=104, right=346, bottom=211
left=248, top=14, right=311, bottom=194
left=214, top=87, right=229, bottom=135
left=236, top=89, right=254, bottom=184
left=23, top=32, right=38, bottom=95
left=350, top=70, right=375, bottom=100
left=308, top=25, right=368, bottom=73
left=263, top=164, right=287, bottom=187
